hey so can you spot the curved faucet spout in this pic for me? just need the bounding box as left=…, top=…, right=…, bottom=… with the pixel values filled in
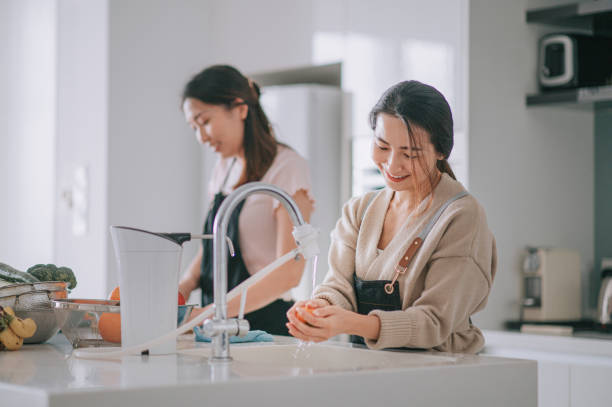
left=211, top=182, right=306, bottom=360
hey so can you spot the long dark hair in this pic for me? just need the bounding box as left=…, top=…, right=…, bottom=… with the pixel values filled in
left=182, top=65, right=278, bottom=186
left=369, top=80, right=456, bottom=208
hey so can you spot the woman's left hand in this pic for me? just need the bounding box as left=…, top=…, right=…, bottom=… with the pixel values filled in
left=286, top=305, right=357, bottom=342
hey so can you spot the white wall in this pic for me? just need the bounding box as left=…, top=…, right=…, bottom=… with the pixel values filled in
left=55, top=0, right=109, bottom=298
left=105, top=0, right=211, bottom=292
left=469, top=0, right=595, bottom=328
left=53, top=0, right=211, bottom=298
left=0, top=0, right=56, bottom=270
left=205, top=0, right=314, bottom=73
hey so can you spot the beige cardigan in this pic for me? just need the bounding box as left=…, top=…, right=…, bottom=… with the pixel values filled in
left=313, top=174, right=497, bottom=354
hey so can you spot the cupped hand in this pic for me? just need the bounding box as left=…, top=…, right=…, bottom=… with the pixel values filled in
left=286, top=298, right=327, bottom=323
left=286, top=302, right=356, bottom=343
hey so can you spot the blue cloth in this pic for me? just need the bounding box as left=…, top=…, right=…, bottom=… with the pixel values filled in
left=193, top=327, right=274, bottom=343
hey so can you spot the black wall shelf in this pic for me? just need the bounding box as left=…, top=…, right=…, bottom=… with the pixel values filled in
left=526, top=85, right=612, bottom=108
left=526, top=0, right=612, bottom=34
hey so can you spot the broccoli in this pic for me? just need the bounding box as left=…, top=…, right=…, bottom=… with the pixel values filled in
left=55, top=267, right=77, bottom=290
left=26, top=264, right=77, bottom=290
left=27, top=264, right=55, bottom=282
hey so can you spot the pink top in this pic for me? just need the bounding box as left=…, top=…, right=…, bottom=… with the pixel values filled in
left=208, top=146, right=314, bottom=276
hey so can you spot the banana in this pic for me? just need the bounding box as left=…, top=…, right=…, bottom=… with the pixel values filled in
left=0, top=313, right=24, bottom=351
left=0, top=326, right=23, bottom=350
left=3, top=307, right=36, bottom=338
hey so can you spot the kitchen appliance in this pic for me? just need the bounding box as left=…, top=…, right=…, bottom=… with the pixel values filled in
left=597, top=258, right=612, bottom=325
left=521, top=247, right=581, bottom=321
left=538, top=33, right=612, bottom=90
left=110, top=227, right=194, bottom=355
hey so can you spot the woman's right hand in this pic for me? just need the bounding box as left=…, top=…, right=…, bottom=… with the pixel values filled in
left=286, top=298, right=329, bottom=339
left=286, top=298, right=328, bottom=320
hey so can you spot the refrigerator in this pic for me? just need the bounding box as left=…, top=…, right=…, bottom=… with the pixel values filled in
left=260, top=84, right=351, bottom=300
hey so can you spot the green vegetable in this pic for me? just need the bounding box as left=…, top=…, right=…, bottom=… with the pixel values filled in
left=0, top=263, right=39, bottom=284
left=26, top=264, right=77, bottom=290
left=27, top=264, right=55, bottom=282
left=55, top=267, right=77, bottom=290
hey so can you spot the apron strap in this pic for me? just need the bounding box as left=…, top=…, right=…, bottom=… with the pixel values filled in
left=417, top=191, right=468, bottom=241
left=384, top=191, right=469, bottom=294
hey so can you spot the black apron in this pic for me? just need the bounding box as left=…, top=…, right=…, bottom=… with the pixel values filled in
left=200, top=162, right=293, bottom=336
left=350, top=275, right=402, bottom=344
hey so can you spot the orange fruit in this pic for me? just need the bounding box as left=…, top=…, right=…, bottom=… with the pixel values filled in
left=109, top=286, right=120, bottom=301
left=296, top=304, right=316, bottom=323
left=100, top=286, right=184, bottom=344
left=98, top=312, right=121, bottom=343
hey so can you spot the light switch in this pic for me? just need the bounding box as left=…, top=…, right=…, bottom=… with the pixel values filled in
left=72, top=165, right=88, bottom=236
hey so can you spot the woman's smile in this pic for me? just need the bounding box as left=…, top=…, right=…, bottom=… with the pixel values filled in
left=384, top=170, right=410, bottom=182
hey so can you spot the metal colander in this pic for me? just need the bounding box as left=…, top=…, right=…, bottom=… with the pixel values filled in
left=0, top=281, right=68, bottom=343
left=52, top=299, right=196, bottom=348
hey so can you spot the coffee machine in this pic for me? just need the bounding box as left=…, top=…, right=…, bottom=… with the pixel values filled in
left=521, top=247, right=582, bottom=321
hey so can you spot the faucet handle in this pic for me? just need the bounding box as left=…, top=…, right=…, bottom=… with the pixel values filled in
left=235, top=319, right=250, bottom=337
left=202, top=318, right=250, bottom=338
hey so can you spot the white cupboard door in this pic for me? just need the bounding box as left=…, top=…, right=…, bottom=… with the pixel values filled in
left=570, top=364, right=612, bottom=407
left=539, top=361, right=570, bottom=407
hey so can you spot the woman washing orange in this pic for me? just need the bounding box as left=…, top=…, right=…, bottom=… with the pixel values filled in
left=286, top=81, right=496, bottom=353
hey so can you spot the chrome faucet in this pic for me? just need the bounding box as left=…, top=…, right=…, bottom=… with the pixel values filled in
left=202, top=182, right=307, bottom=362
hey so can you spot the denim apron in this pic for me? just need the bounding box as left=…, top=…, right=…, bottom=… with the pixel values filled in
left=200, top=159, right=293, bottom=335
left=350, top=190, right=468, bottom=345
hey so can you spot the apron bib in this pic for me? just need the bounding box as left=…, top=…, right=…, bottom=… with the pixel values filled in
left=350, top=275, right=402, bottom=344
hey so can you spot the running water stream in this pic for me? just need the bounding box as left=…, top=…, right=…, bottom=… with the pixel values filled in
left=292, top=255, right=319, bottom=359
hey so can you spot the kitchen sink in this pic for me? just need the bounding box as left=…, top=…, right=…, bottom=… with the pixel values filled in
left=178, top=343, right=459, bottom=372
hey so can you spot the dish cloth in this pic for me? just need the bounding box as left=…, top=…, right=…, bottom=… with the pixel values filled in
left=194, top=326, right=274, bottom=343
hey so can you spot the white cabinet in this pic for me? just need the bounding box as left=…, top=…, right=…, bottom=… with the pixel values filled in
left=539, top=361, right=570, bottom=407
left=484, top=348, right=571, bottom=407
left=570, top=364, right=612, bottom=407
left=483, top=331, right=612, bottom=407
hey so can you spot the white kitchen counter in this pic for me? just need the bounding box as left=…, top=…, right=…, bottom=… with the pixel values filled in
left=483, top=329, right=612, bottom=360
left=1, top=334, right=536, bottom=407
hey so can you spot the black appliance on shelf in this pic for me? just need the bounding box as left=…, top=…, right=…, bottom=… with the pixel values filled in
left=539, top=33, right=612, bottom=90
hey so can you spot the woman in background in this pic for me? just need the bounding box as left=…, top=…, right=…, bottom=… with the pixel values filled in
left=179, top=65, right=314, bottom=335
left=286, top=80, right=496, bottom=353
